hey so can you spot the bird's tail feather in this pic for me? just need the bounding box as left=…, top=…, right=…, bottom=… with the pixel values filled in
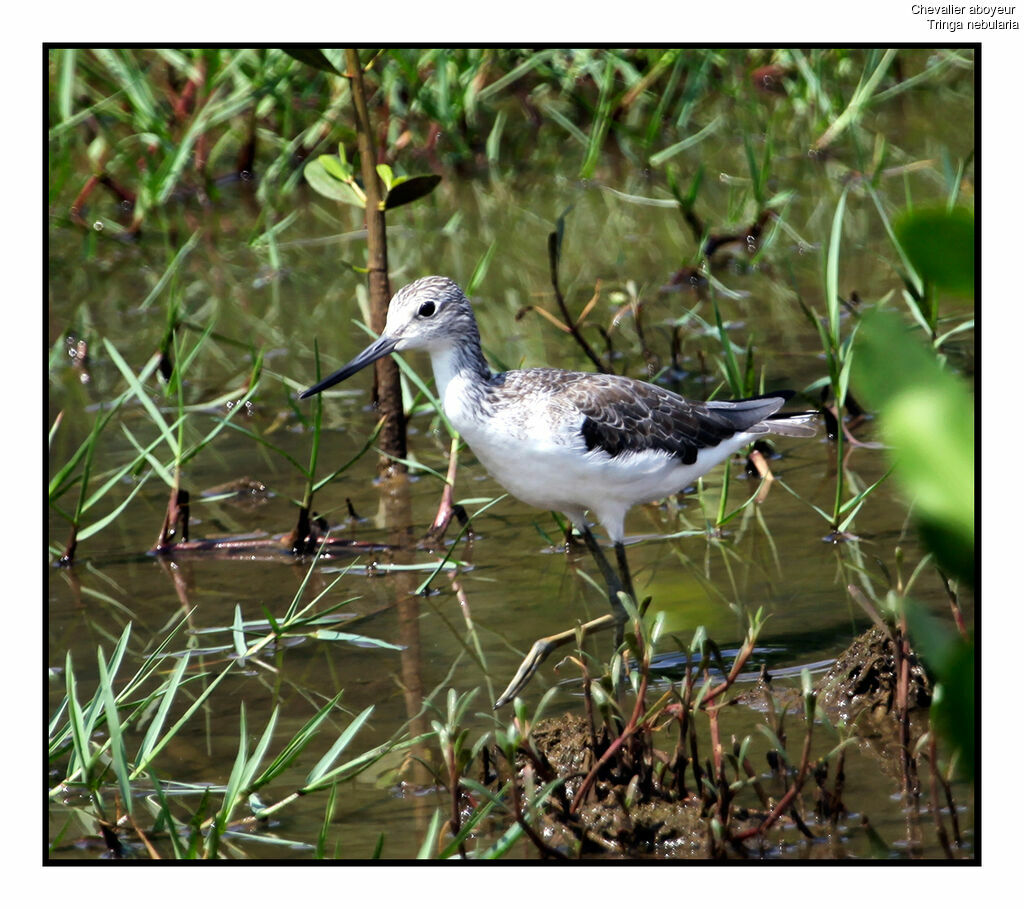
left=763, top=411, right=819, bottom=438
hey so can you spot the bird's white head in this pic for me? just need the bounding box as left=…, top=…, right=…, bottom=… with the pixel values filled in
left=299, top=276, right=479, bottom=399
left=382, top=275, right=477, bottom=354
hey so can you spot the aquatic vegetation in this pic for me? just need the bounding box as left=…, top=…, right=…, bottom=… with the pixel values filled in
left=47, top=47, right=974, bottom=861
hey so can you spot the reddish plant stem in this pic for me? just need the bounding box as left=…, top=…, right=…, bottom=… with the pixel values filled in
left=446, top=744, right=466, bottom=860
left=153, top=487, right=190, bottom=552
left=734, top=716, right=814, bottom=842
left=740, top=752, right=772, bottom=810
left=569, top=652, right=649, bottom=814
left=706, top=697, right=731, bottom=823
left=59, top=526, right=79, bottom=566
left=696, top=633, right=757, bottom=707
left=425, top=439, right=460, bottom=542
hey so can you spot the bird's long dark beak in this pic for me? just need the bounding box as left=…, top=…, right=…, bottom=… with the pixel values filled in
left=299, top=334, right=399, bottom=399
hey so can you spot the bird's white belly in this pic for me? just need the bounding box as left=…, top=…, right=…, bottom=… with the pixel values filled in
left=446, top=379, right=758, bottom=540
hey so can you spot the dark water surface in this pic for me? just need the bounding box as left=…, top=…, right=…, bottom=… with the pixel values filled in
left=48, top=61, right=974, bottom=858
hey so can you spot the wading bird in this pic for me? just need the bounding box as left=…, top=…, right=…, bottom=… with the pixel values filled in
left=301, top=276, right=816, bottom=706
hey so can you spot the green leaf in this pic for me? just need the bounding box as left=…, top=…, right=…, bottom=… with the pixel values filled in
left=97, top=647, right=133, bottom=814
left=649, top=115, right=722, bottom=166
left=64, top=652, right=93, bottom=785
left=905, top=600, right=974, bottom=779
left=135, top=653, right=189, bottom=764
left=852, top=309, right=974, bottom=583
left=232, top=604, right=247, bottom=659
left=320, top=154, right=353, bottom=182
left=416, top=808, right=443, bottom=859
left=131, top=663, right=233, bottom=779
left=138, top=230, right=201, bottom=311
left=250, top=692, right=345, bottom=790
left=894, top=206, right=974, bottom=296
left=307, top=629, right=403, bottom=650
left=383, top=174, right=442, bottom=210
left=281, top=48, right=341, bottom=75
left=825, top=184, right=850, bottom=347
left=303, top=158, right=365, bottom=207
left=375, top=163, right=394, bottom=190
left=104, top=340, right=179, bottom=458
left=76, top=470, right=152, bottom=541
left=305, top=705, right=374, bottom=787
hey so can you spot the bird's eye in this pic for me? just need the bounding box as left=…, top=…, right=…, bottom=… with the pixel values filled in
left=418, top=301, right=436, bottom=318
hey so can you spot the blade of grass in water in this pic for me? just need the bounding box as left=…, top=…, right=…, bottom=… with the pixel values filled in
left=137, top=231, right=201, bottom=312
left=580, top=55, right=616, bottom=180
left=97, top=647, right=133, bottom=814
left=813, top=48, right=897, bottom=151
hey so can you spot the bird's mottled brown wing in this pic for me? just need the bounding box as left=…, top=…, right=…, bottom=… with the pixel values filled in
left=559, top=374, right=787, bottom=465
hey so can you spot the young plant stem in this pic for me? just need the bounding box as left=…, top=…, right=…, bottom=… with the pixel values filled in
left=285, top=360, right=323, bottom=553
left=345, top=47, right=407, bottom=473
left=705, top=697, right=729, bottom=822
left=445, top=742, right=467, bottom=859
left=734, top=713, right=814, bottom=841
left=425, top=436, right=462, bottom=542
left=569, top=637, right=650, bottom=814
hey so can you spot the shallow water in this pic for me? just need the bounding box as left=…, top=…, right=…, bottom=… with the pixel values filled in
left=48, top=52, right=975, bottom=859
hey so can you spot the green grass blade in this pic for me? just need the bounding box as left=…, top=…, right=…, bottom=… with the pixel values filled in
left=104, top=340, right=179, bottom=457
left=64, top=651, right=93, bottom=787
left=476, top=49, right=555, bottom=101
left=416, top=808, right=443, bottom=859
left=76, top=469, right=152, bottom=541
left=304, top=704, right=375, bottom=787
left=135, top=653, right=190, bottom=765
left=437, top=780, right=506, bottom=859
left=244, top=705, right=280, bottom=784
left=131, top=663, right=232, bottom=779
left=814, top=48, right=897, bottom=150
left=866, top=184, right=923, bottom=298
left=232, top=604, right=247, bottom=660
left=825, top=184, right=851, bottom=349
left=93, top=49, right=160, bottom=127
left=580, top=55, right=615, bottom=180
left=315, top=781, right=339, bottom=859
left=250, top=692, right=345, bottom=790
left=649, top=115, right=722, bottom=166
left=539, top=101, right=588, bottom=146
left=311, top=416, right=385, bottom=493
left=415, top=494, right=506, bottom=595
left=221, top=419, right=307, bottom=473
left=120, top=424, right=176, bottom=486
left=96, top=647, right=133, bottom=814
left=217, top=703, right=251, bottom=834
left=146, top=771, right=187, bottom=859
left=837, top=465, right=895, bottom=527
left=307, top=629, right=403, bottom=649
left=57, top=49, right=77, bottom=123
left=137, top=231, right=201, bottom=311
